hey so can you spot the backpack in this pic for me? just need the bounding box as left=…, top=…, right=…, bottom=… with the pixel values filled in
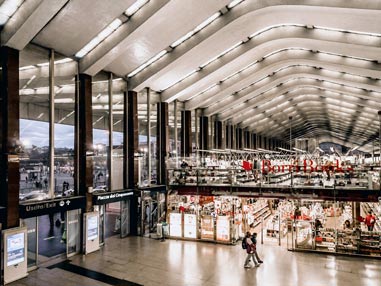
left=241, top=238, right=247, bottom=249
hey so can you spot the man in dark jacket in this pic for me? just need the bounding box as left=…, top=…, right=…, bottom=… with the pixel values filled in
left=251, top=232, right=263, bottom=263
left=244, top=232, right=260, bottom=268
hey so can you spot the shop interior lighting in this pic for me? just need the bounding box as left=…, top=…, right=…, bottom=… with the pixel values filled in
left=127, top=50, right=167, bottom=77
left=125, top=0, right=149, bottom=17
left=113, top=119, right=122, bottom=126
left=0, top=0, right=24, bottom=25
left=75, top=18, right=123, bottom=58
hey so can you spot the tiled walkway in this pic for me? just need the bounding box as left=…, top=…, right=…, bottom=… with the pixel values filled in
left=9, top=236, right=381, bottom=286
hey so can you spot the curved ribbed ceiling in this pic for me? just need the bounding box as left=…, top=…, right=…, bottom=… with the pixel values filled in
left=2, top=0, right=381, bottom=152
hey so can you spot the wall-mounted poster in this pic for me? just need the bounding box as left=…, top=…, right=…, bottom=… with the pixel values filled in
left=184, top=214, right=197, bottom=238
left=169, top=213, right=182, bottom=237
left=201, top=215, right=214, bottom=240
left=216, top=216, right=230, bottom=242
left=7, top=232, right=25, bottom=266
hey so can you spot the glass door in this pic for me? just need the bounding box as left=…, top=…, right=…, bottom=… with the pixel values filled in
left=38, top=213, right=66, bottom=263
left=120, top=200, right=130, bottom=238
left=23, top=217, right=37, bottom=269
left=99, top=205, right=105, bottom=245
left=66, top=209, right=81, bottom=257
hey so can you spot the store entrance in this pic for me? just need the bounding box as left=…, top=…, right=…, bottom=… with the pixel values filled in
left=99, top=200, right=131, bottom=244
left=141, top=191, right=166, bottom=237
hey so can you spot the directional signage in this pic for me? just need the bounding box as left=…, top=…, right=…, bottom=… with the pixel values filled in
left=92, top=189, right=134, bottom=205
left=19, top=196, right=86, bottom=218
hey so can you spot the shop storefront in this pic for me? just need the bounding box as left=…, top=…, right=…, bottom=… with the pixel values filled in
left=287, top=200, right=381, bottom=257
left=166, top=192, right=381, bottom=258
left=92, top=189, right=135, bottom=244
left=167, top=193, right=273, bottom=244
left=138, top=185, right=166, bottom=237
left=19, top=196, right=85, bottom=270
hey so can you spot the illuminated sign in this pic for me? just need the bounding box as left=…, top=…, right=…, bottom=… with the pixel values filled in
left=262, top=159, right=354, bottom=174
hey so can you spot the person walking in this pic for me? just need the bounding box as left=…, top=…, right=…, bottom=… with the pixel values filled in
left=251, top=232, right=263, bottom=264
left=364, top=211, right=376, bottom=231
left=243, top=232, right=260, bottom=268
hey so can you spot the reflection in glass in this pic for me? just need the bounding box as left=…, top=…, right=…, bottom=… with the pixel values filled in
left=19, top=45, right=50, bottom=200
left=54, top=53, right=76, bottom=197
left=92, top=73, right=109, bottom=190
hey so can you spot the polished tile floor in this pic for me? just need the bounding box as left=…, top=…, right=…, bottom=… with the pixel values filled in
left=10, top=236, right=381, bottom=286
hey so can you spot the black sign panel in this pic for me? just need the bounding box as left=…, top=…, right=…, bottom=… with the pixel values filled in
left=92, top=189, right=134, bottom=205
left=19, top=196, right=86, bottom=218
left=138, top=184, right=166, bottom=192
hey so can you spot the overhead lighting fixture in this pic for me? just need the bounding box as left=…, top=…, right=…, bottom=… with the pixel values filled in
left=127, top=50, right=167, bottom=77
left=75, top=18, right=123, bottom=58
left=58, top=111, right=75, bottom=124
left=54, top=58, right=73, bottom=64
left=170, top=31, right=193, bottom=48
left=125, top=0, right=149, bottom=17
left=0, top=0, right=24, bottom=25
left=193, top=12, right=221, bottom=33
left=227, top=0, right=244, bottom=9
left=113, top=120, right=122, bottom=126
left=22, top=75, right=36, bottom=89
left=54, top=98, right=74, bottom=103
left=19, top=65, right=35, bottom=71
left=37, top=62, right=49, bottom=67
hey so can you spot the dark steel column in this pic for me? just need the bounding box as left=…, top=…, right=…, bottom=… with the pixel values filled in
left=76, top=74, right=93, bottom=211
left=237, top=128, right=243, bottom=150
left=199, top=116, right=209, bottom=150
left=124, top=90, right=138, bottom=235
left=226, top=124, right=229, bottom=149
left=157, top=102, right=168, bottom=185
left=180, top=110, right=192, bottom=157
left=0, top=46, right=19, bottom=228
left=244, top=130, right=250, bottom=149
left=214, top=120, right=223, bottom=149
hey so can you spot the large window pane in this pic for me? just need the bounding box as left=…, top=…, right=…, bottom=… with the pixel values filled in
left=111, top=77, right=125, bottom=191
left=19, top=45, right=50, bottom=201
left=92, top=73, right=109, bottom=190
left=54, top=53, right=76, bottom=197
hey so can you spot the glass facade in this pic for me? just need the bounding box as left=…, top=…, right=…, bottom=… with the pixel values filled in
left=92, top=72, right=109, bottom=190
left=19, top=45, right=51, bottom=201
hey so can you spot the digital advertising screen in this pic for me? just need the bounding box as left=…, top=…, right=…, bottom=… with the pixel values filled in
left=7, top=232, right=25, bottom=267
left=87, top=215, right=98, bottom=241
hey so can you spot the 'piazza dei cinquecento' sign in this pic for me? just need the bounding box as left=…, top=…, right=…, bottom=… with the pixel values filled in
left=261, top=159, right=354, bottom=173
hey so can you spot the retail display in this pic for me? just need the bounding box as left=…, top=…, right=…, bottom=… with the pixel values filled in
left=166, top=194, right=270, bottom=244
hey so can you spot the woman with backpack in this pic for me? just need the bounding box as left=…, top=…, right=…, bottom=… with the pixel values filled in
left=243, top=232, right=260, bottom=268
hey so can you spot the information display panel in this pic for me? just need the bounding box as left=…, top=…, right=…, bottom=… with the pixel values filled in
left=7, top=232, right=25, bottom=266
left=87, top=215, right=98, bottom=241
left=84, top=212, right=100, bottom=254
left=184, top=214, right=197, bottom=238
left=169, top=213, right=182, bottom=237
left=3, top=227, right=28, bottom=284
